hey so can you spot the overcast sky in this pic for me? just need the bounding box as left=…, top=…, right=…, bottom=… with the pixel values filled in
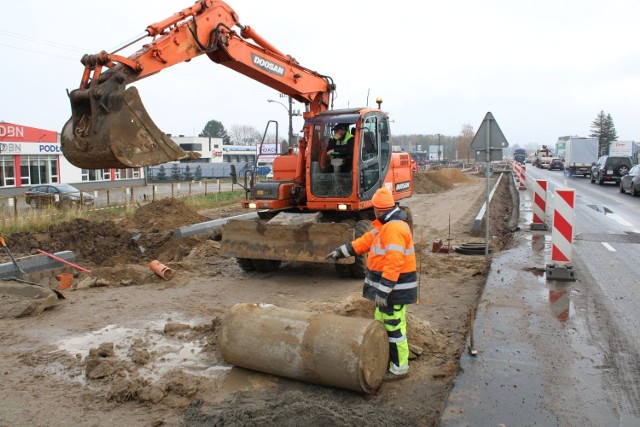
left=2, top=0, right=639, bottom=148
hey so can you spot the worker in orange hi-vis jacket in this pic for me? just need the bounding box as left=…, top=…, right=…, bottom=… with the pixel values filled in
left=326, top=187, right=417, bottom=380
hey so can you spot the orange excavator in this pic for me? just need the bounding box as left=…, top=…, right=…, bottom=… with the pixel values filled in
left=61, top=0, right=413, bottom=277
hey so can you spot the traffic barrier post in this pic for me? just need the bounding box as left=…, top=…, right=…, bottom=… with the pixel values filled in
left=546, top=187, right=576, bottom=281
left=518, top=164, right=526, bottom=190
left=530, top=179, right=548, bottom=230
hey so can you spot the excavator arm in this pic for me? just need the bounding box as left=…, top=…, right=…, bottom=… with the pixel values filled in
left=61, top=0, right=335, bottom=169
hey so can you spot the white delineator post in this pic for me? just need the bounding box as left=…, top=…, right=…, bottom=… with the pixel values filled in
left=546, top=188, right=576, bottom=281
left=530, top=179, right=548, bottom=230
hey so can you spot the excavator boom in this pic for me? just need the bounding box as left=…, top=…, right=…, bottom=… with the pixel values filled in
left=61, top=0, right=334, bottom=169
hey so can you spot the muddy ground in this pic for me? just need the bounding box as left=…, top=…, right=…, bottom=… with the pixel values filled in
left=0, top=169, right=515, bottom=426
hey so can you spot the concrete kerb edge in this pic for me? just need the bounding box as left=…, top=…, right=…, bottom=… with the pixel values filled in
left=471, top=173, right=505, bottom=233
left=174, top=212, right=260, bottom=238
left=0, top=251, right=76, bottom=279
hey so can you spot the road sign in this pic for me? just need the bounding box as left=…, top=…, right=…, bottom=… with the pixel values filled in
left=470, top=112, right=509, bottom=161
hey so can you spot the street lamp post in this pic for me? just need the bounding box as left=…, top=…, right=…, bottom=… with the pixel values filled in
left=267, top=98, right=299, bottom=150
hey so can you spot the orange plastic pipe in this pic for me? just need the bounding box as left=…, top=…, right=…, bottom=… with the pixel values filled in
left=149, top=260, right=175, bottom=280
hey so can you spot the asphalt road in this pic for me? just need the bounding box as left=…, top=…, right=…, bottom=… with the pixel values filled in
left=526, top=166, right=640, bottom=342
left=525, top=166, right=640, bottom=423
left=443, top=166, right=640, bottom=427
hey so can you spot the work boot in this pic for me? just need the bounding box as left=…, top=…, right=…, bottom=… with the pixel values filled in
left=383, top=371, right=408, bottom=382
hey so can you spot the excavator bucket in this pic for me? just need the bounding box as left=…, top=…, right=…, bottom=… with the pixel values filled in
left=221, top=213, right=355, bottom=264
left=61, top=75, right=197, bottom=169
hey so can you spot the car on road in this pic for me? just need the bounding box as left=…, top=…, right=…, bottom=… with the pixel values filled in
left=620, top=164, right=640, bottom=196
left=548, top=158, right=564, bottom=171
left=25, top=183, right=95, bottom=209
left=590, top=156, right=632, bottom=185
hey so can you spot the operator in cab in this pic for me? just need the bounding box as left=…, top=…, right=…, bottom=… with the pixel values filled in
left=326, top=187, right=417, bottom=381
left=325, top=123, right=354, bottom=172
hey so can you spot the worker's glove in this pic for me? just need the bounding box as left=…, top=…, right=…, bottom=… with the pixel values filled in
left=325, top=245, right=349, bottom=261
left=374, top=293, right=388, bottom=308
left=325, top=248, right=344, bottom=261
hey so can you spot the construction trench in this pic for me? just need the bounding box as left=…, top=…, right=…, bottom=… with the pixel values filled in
left=0, top=169, right=516, bottom=426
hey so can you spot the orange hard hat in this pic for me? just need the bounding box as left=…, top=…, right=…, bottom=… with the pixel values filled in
left=372, top=187, right=395, bottom=209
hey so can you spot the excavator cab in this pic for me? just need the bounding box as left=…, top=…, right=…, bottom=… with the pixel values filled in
left=307, top=109, right=392, bottom=207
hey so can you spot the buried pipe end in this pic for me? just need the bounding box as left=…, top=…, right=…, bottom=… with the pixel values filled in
left=149, top=260, right=174, bottom=280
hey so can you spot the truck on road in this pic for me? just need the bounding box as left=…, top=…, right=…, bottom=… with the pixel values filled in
left=535, top=146, right=553, bottom=169
left=609, top=140, right=636, bottom=158
left=563, top=137, right=598, bottom=177
left=513, top=148, right=527, bottom=165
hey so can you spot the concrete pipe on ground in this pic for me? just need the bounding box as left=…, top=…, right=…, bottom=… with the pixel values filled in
left=220, top=303, right=389, bottom=394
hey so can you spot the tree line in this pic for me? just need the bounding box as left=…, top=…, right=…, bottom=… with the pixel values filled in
left=201, top=120, right=284, bottom=146
left=152, top=164, right=202, bottom=182
left=200, top=110, right=621, bottom=159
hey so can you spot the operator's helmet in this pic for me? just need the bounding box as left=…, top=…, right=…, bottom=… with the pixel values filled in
left=332, top=123, right=348, bottom=132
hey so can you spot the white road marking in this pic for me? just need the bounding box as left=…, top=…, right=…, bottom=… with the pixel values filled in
left=601, top=242, right=616, bottom=252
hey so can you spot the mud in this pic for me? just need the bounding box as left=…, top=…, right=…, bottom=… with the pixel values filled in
left=0, top=169, right=517, bottom=426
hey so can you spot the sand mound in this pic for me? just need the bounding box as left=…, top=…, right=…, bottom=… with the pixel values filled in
left=437, top=168, right=471, bottom=184
left=331, top=293, right=449, bottom=355
left=412, top=168, right=471, bottom=194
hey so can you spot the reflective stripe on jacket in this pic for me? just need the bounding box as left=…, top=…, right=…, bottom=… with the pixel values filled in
left=345, top=207, right=417, bottom=305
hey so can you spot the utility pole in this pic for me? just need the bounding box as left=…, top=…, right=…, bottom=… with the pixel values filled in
left=437, top=133, right=442, bottom=163
left=287, top=96, right=294, bottom=149
left=268, top=97, right=300, bottom=150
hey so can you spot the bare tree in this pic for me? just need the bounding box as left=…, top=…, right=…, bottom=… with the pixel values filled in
left=229, top=124, right=261, bottom=146
left=457, top=123, right=474, bottom=162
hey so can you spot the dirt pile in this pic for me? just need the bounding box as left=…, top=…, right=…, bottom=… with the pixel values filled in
left=331, top=293, right=449, bottom=360
left=7, top=218, right=131, bottom=265
left=413, top=168, right=470, bottom=194
left=130, top=198, right=208, bottom=231
left=472, top=173, right=515, bottom=250
left=5, top=198, right=212, bottom=268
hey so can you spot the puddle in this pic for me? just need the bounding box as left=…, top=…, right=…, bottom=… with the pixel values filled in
left=55, top=313, right=229, bottom=382
left=524, top=233, right=549, bottom=252
left=587, top=205, right=633, bottom=227
left=524, top=267, right=574, bottom=322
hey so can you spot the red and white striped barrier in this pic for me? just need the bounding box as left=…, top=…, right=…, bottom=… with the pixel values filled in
left=531, top=179, right=548, bottom=230
left=517, top=164, right=526, bottom=190
left=512, top=161, right=526, bottom=189
left=546, top=188, right=576, bottom=281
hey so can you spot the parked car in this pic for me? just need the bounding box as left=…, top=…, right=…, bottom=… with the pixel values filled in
left=549, top=158, right=564, bottom=171
left=25, top=183, right=95, bottom=209
left=620, top=164, right=640, bottom=196
left=590, top=156, right=632, bottom=185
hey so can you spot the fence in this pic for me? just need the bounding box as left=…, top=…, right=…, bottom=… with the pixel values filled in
left=0, top=180, right=243, bottom=220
